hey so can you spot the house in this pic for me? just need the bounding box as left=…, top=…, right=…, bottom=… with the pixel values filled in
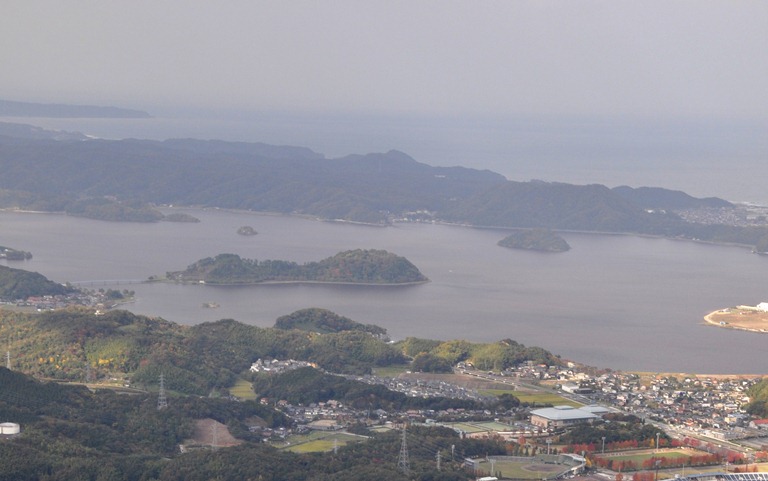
left=749, top=419, right=768, bottom=429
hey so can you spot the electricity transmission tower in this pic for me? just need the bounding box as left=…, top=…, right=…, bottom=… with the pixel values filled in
left=397, top=425, right=410, bottom=476
left=157, top=373, right=168, bottom=410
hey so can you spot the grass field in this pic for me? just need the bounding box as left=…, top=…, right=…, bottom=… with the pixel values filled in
left=445, top=422, right=489, bottom=433
left=475, top=421, right=516, bottom=431
left=229, top=378, right=257, bottom=400
left=480, top=389, right=581, bottom=407
left=598, top=448, right=696, bottom=465
left=278, top=431, right=367, bottom=453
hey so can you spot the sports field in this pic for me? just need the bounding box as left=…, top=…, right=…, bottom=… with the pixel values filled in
left=481, top=457, right=574, bottom=479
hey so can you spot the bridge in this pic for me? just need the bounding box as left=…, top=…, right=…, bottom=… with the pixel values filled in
left=68, top=279, right=147, bottom=287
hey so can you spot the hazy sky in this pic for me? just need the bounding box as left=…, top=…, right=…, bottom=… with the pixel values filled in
left=2, top=1, right=766, bottom=120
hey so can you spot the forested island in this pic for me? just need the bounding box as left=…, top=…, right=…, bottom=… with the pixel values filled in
left=498, top=228, right=571, bottom=252
left=162, top=212, right=200, bottom=223
left=165, top=249, right=428, bottom=285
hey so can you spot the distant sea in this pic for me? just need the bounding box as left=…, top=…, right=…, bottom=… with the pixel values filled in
left=2, top=112, right=766, bottom=204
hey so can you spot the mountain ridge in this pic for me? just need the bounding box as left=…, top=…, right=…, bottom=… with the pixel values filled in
left=0, top=122, right=760, bottom=247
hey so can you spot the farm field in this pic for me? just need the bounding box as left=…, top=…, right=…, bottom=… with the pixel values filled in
left=277, top=430, right=368, bottom=453
left=481, top=389, right=581, bottom=407
left=229, top=378, right=257, bottom=400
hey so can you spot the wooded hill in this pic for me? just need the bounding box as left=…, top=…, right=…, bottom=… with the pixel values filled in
left=0, top=306, right=533, bottom=479
left=0, top=366, right=501, bottom=481
left=0, top=307, right=559, bottom=396
left=3, top=123, right=765, bottom=249
left=0, top=264, right=75, bottom=300
left=274, top=307, right=388, bottom=337
left=166, top=249, right=428, bottom=285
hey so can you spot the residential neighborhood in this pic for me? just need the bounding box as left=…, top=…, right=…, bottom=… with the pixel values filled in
left=246, top=357, right=768, bottom=458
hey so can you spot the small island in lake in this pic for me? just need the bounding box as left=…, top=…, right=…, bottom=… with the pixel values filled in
left=165, top=249, right=428, bottom=285
left=236, top=226, right=257, bottom=236
left=498, top=228, right=570, bottom=253
left=0, top=246, right=33, bottom=260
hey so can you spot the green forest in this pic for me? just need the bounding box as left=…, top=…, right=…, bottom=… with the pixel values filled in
left=0, top=306, right=543, bottom=480
left=2, top=130, right=766, bottom=249
left=497, top=228, right=571, bottom=252
left=166, top=249, right=428, bottom=285
left=274, top=307, right=388, bottom=337
left=0, top=308, right=558, bottom=395
left=0, top=264, right=75, bottom=300
left=0, top=366, right=508, bottom=481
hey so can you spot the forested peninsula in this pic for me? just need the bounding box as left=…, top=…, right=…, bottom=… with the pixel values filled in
left=2, top=121, right=768, bottom=250
left=0, top=265, right=74, bottom=300
left=165, top=249, right=428, bottom=285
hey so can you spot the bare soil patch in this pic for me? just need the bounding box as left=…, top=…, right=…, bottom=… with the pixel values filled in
left=190, top=418, right=242, bottom=447
left=705, top=308, right=768, bottom=333
left=522, top=463, right=563, bottom=473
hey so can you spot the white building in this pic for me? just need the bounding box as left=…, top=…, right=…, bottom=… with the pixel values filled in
left=530, top=406, right=599, bottom=429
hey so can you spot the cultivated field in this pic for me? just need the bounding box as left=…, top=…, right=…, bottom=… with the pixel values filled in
left=481, top=389, right=581, bottom=407
left=229, top=378, right=257, bottom=400
left=277, top=430, right=367, bottom=453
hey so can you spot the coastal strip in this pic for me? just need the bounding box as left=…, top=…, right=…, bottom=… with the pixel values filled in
left=703, top=306, right=768, bottom=334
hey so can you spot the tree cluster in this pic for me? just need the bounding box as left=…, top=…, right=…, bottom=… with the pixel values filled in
left=274, top=307, right=387, bottom=337
left=0, top=264, right=75, bottom=300
left=397, top=337, right=561, bottom=371
left=169, top=249, right=428, bottom=285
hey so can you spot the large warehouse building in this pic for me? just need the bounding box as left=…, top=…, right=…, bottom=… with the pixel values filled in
left=529, top=405, right=604, bottom=429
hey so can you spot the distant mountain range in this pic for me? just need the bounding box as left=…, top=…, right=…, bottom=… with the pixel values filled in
left=0, top=120, right=765, bottom=248
left=0, top=99, right=151, bottom=118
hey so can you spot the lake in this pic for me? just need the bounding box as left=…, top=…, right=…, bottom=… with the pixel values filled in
left=1, top=208, right=766, bottom=374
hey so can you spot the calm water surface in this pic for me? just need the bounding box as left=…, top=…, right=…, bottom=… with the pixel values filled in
left=1, top=209, right=766, bottom=374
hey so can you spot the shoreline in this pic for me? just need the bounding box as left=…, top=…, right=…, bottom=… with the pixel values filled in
left=1, top=205, right=763, bottom=252
left=703, top=308, right=768, bottom=334
left=160, top=278, right=430, bottom=287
